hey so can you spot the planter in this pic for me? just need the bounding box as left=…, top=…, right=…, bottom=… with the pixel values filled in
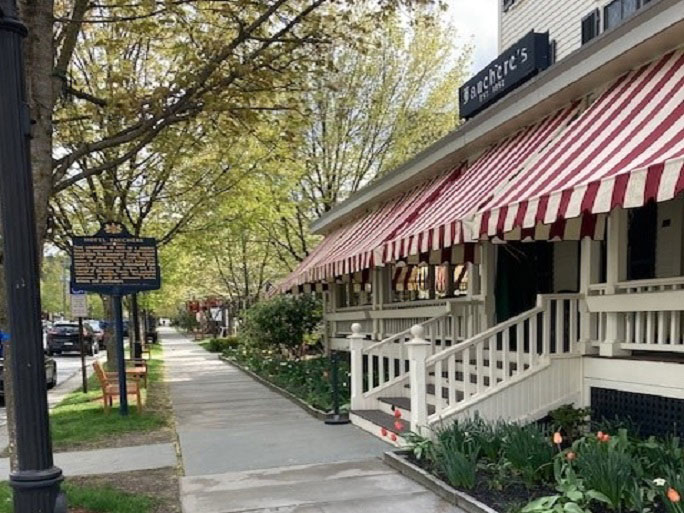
left=218, top=355, right=330, bottom=421
left=383, top=450, right=500, bottom=513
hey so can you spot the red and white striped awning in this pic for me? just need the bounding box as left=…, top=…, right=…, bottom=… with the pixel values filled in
left=378, top=104, right=579, bottom=260
left=277, top=104, right=580, bottom=290
left=474, top=49, right=684, bottom=240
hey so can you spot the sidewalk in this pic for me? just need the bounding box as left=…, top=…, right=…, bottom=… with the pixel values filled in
left=162, top=328, right=465, bottom=513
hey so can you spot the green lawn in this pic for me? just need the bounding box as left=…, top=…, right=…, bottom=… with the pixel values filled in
left=49, top=346, right=170, bottom=450
left=0, top=481, right=157, bottom=513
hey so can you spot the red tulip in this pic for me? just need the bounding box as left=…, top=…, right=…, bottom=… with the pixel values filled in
left=394, top=420, right=404, bottom=432
left=393, top=409, right=402, bottom=419
left=380, top=427, right=388, bottom=437
left=390, top=433, right=397, bottom=442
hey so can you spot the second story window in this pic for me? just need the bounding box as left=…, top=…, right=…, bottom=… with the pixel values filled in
left=604, top=0, right=651, bottom=31
left=503, top=0, right=516, bottom=12
left=581, top=9, right=601, bottom=45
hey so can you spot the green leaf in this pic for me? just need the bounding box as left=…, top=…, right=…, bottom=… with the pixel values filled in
left=586, top=490, right=612, bottom=504
left=563, top=502, right=586, bottom=513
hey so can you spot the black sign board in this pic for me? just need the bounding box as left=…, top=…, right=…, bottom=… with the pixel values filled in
left=459, top=31, right=550, bottom=119
left=71, top=222, right=161, bottom=294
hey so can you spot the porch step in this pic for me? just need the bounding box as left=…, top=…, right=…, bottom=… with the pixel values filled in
left=352, top=409, right=412, bottom=435
left=378, top=396, right=436, bottom=416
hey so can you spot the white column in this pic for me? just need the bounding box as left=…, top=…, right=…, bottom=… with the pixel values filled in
left=578, top=238, right=600, bottom=354
left=371, top=266, right=382, bottom=339
left=406, top=325, right=431, bottom=436
left=601, top=208, right=630, bottom=357
left=480, top=242, right=496, bottom=330
left=349, top=323, right=366, bottom=410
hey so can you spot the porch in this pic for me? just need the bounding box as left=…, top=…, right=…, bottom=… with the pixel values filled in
left=318, top=200, right=684, bottom=440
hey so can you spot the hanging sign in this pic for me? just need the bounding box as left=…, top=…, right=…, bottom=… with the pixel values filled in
left=459, top=31, right=551, bottom=119
left=70, top=221, right=161, bottom=294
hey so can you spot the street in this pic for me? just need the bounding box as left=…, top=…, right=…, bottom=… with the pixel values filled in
left=0, top=352, right=101, bottom=431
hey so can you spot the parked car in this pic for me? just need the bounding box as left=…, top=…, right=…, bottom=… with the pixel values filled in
left=0, top=356, right=56, bottom=402
left=86, top=320, right=105, bottom=347
left=46, top=321, right=99, bottom=356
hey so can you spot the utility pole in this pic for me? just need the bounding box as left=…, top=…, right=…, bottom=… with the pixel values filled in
left=0, top=1, right=66, bottom=511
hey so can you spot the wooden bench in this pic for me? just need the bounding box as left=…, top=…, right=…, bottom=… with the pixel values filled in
left=93, top=361, right=143, bottom=413
left=125, top=358, right=149, bottom=388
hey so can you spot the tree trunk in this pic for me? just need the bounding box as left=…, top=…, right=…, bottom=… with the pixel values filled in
left=102, top=296, right=119, bottom=371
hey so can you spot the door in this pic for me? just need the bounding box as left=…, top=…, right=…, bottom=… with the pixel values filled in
left=495, top=242, right=553, bottom=323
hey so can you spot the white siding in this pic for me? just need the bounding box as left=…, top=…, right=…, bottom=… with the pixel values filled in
left=553, top=241, right=580, bottom=292
left=500, top=0, right=604, bottom=61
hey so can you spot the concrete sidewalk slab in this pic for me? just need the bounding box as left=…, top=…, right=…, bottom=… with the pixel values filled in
left=161, top=328, right=464, bottom=513
left=0, top=442, right=176, bottom=479
left=180, top=459, right=460, bottom=513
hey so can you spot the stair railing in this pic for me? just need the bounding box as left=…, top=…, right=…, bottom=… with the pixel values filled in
left=405, top=294, right=580, bottom=433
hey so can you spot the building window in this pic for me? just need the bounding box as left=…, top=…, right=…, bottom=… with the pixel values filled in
left=604, top=0, right=650, bottom=31
left=581, top=9, right=601, bottom=45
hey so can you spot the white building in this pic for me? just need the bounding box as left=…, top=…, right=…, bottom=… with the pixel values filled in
left=280, top=0, right=684, bottom=442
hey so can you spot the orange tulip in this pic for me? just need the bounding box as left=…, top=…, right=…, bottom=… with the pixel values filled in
left=566, top=451, right=576, bottom=461
left=553, top=432, right=563, bottom=445
left=601, top=433, right=611, bottom=443
left=667, top=488, right=681, bottom=503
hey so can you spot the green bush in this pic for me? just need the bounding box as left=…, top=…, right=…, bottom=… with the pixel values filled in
left=206, top=337, right=240, bottom=353
left=242, top=295, right=322, bottom=352
left=223, top=343, right=348, bottom=411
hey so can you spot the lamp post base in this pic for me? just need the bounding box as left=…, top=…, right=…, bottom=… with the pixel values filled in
left=10, top=466, right=67, bottom=513
left=324, top=413, right=351, bottom=425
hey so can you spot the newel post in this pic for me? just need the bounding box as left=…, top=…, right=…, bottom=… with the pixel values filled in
left=349, top=323, right=365, bottom=410
left=406, top=325, right=431, bottom=436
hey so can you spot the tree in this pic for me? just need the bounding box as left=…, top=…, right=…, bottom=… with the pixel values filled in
left=267, top=13, right=472, bottom=267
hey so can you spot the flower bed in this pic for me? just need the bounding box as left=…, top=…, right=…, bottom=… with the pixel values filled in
left=222, top=343, right=349, bottom=412
left=402, top=413, right=683, bottom=513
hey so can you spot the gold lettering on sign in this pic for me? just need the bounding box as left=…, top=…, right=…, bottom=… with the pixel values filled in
left=73, top=237, right=158, bottom=286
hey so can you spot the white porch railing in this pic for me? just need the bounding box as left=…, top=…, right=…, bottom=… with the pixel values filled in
left=587, top=277, right=684, bottom=352
left=420, top=294, right=580, bottom=427
left=328, top=297, right=482, bottom=341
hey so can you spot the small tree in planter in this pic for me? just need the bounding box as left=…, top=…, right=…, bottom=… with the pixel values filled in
left=242, top=295, right=322, bottom=357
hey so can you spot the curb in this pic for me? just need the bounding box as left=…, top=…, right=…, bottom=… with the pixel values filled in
left=218, top=355, right=330, bottom=421
left=383, top=450, right=500, bottom=513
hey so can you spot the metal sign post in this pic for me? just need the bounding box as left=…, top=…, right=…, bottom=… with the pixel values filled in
left=78, top=317, right=87, bottom=394
left=70, top=221, right=161, bottom=416
left=70, top=289, right=89, bottom=394
left=112, top=292, right=128, bottom=415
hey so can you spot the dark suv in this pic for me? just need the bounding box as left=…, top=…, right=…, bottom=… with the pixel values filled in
left=47, top=321, right=99, bottom=356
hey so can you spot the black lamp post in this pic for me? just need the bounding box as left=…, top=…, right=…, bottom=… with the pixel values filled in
left=324, top=350, right=350, bottom=425
left=0, top=1, right=66, bottom=511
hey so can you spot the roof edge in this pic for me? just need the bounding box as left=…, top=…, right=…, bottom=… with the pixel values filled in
left=311, top=0, right=683, bottom=235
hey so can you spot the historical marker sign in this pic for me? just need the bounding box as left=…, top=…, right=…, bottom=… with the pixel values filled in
left=71, top=222, right=161, bottom=294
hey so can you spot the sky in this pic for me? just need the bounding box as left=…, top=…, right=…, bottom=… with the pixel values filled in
left=447, top=0, right=499, bottom=75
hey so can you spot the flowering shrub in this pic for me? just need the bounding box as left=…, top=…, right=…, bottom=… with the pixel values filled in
left=222, top=342, right=349, bottom=411
left=405, top=415, right=684, bottom=513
